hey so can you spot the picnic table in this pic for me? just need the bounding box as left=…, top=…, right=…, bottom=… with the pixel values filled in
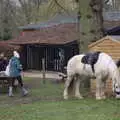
left=0, top=76, right=10, bottom=88
left=0, top=72, right=10, bottom=88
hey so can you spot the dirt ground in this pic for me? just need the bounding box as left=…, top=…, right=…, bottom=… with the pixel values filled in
left=23, top=70, right=61, bottom=79
left=0, top=77, right=64, bottom=107
left=0, top=70, right=67, bottom=107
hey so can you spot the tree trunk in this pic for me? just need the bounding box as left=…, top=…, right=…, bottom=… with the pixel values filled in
left=77, top=0, right=104, bottom=53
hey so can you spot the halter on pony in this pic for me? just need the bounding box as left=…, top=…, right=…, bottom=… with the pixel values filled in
left=63, top=52, right=120, bottom=100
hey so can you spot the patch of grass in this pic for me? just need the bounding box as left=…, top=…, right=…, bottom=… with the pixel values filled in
left=0, top=77, right=120, bottom=120
left=0, top=99, right=120, bottom=120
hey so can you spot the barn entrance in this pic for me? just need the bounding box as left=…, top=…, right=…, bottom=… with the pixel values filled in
left=21, top=42, right=79, bottom=72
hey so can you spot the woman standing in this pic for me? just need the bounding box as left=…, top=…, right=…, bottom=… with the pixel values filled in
left=8, top=51, right=28, bottom=97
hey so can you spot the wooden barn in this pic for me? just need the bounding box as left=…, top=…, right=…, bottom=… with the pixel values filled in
left=7, top=14, right=79, bottom=72
left=89, top=35, right=120, bottom=95
left=89, top=35, right=120, bottom=60
left=8, top=23, right=79, bottom=72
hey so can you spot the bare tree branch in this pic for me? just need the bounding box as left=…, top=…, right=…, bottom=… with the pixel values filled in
left=53, top=0, right=70, bottom=15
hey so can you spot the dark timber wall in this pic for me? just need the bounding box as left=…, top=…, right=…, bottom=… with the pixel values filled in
left=20, top=42, right=79, bottom=72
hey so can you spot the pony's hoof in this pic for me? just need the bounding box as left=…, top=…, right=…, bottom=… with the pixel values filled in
left=8, top=94, right=14, bottom=97
left=102, top=96, right=106, bottom=99
left=75, top=95, right=84, bottom=99
left=63, top=96, right=68, bottom=100
left=96, top=95, right=106, bottom=100
left=96, top=96, right=103, bottom=100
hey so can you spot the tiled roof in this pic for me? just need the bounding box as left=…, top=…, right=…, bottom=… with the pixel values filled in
left=19, top=13, right=77, bottom=30
left=0, top=41, right=20, bottom=51
left=8, top=23, right=78, bottom=45
left=105, top=25, right=120, bottom=35
left=19, top=12, right=120, bottom=31
left=88, top=35, right=120, bottom=48
left=104, top=20, right=120, bottom=30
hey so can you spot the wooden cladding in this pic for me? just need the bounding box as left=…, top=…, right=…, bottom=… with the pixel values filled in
left=89, top=37, right=120, bottom=60
left=89, top=36, right=120, bottom=95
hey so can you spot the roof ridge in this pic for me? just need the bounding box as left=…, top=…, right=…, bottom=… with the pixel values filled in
left=89, top=35, right=120, bottom=48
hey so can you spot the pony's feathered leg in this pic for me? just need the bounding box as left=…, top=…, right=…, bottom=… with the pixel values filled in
left=100, top=79, right=106, bottom=99
left=96, top=75, right=103, bottom=100
left=75, top=78, right=83, bottom=99
left=63, top=75, right=73, bottom=100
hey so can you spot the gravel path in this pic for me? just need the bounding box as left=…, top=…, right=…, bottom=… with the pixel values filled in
left=23, top=70, right=61, bottom=79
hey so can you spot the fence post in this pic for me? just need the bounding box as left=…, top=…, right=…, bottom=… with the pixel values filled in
left=42, top=58, right=46, bottom=84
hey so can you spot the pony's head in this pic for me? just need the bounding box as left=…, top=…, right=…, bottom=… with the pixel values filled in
left=114, top=83, right=120, bottom=98
left=112, top=69, right=120, bottom=99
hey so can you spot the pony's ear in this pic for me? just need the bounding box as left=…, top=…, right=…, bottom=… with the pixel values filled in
left=116, top=59, right=120, bottom=68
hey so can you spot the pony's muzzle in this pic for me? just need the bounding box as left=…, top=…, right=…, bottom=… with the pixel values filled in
left=115, top=91, right=120, bottom=99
